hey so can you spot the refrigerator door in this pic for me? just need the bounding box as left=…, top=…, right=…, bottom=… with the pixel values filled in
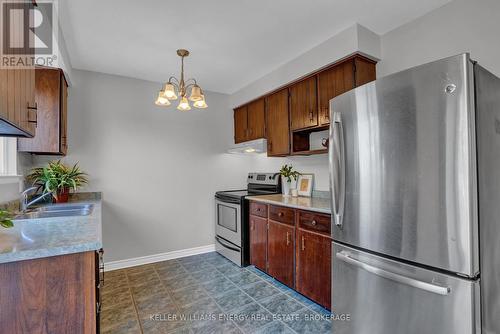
left=332, top=242, right=480, bottom=334
left=329, top=54, right=479, bottom=277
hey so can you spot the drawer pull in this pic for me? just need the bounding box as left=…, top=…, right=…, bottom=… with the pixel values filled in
left=278, top=212, right=284, bottom=217
left=311, top=220, right=317, bottom=226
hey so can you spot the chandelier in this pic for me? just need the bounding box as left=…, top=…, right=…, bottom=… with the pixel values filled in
left=155, top=49, right=207, bottom=110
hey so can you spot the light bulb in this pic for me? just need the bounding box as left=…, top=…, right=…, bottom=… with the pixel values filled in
left=164, top=83, right=178, bottom=100
left=177, top=96, right=191, bottom=111
left=155, top=90, right=171, bottom=106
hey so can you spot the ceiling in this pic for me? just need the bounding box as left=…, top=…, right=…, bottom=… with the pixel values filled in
left=59, top=0, right=450, bottom=94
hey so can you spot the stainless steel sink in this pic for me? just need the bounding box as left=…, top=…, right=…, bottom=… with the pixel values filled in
left=15, top=203, right=94, bottom=220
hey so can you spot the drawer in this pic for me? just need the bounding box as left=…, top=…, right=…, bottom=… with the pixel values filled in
left=298, top=210, right=331, bottom=235
left=249, top=201, right=267, bottom=218
left=269, top=205, right=295, bottom=225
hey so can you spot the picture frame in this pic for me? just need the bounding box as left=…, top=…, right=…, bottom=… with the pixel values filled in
left=297, top=174, right=313, bottom=197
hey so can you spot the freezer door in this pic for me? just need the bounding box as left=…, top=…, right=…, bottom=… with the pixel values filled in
left=329, top=54, right=479, bottom=277
left=332, top=243, right=480, bottom=334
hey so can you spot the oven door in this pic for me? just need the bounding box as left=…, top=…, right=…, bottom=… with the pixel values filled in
left=215, top=197, right=241, bottom=247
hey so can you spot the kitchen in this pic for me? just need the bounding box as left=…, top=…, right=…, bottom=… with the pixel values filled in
left=0, top=0, right=499, bottom=333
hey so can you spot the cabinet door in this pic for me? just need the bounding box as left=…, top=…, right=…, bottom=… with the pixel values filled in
left=250, top=215, right=267, bottom=271
left=265, top=89, right=290, bottom=156
left=234, top=106, right=248, bottom=143
left=18, top=68, right=61, bottom=153
left=247, top=98, right=265, bottom=140
left=296, top=229, right=331, bottom=309
left=354, top=57, right=377, bottom=87
left=318, top=60, right=355, bottom=126
left=289, top=76, right=317, bottom=130
left=268, top=220, right=295, bottom=288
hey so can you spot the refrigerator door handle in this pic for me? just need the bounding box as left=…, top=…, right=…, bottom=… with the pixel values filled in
left=336, top=251, right=451, bottom=296
left=332, top=111, right=346, bottom=227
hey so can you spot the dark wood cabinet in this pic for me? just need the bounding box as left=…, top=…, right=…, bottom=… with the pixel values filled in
left=289, top=76, right=318, bottom=131
left=0, top=251, right=99, bottom=333
left=318, top=60, right=355, bottom=126
left=296, top=229, right=331, bottom=309
left=265, top=89, right=290, bottom=156
left=247, top=98, right=266, bottom=140
left=233, top=98, right=265, bottom=143
left=267, top=220, right=295, bottom=288
left=232, top=53, right=376, bottom=156
left=234, top=105, right=248, bottom=143
left=0, top=2, right=36, bottom=137
left=248, top=201, right=332, bottom=309
left=19, top=67, right=69, bottom=155
left=249, top=215, right=268, bottom=271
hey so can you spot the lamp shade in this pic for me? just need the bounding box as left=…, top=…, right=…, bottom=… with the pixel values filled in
left=189, top=85, right=202, bottom=101
left=177, top=96, right=191, bottom=111
left=193, top=94, right=208, bottom=108
left=164, top=83, right=178, bottom=100
left=155, top=90, right=171, bottom=106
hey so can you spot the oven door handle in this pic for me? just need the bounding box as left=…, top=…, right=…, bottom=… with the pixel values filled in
left=216, top=236, right=240, bottom=252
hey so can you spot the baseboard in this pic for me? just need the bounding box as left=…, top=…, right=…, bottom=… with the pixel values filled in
left=104, top=244, right=216, bottom=271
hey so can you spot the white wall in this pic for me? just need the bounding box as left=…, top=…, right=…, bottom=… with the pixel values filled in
left=378, top=0, right=500, bottom=78
left=34, top=70, right=246, bottom=262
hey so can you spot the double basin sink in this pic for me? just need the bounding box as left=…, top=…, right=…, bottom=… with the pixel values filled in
left=15, top=203, right=94, bottom=220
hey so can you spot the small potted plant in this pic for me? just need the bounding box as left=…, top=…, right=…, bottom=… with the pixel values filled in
left=279, top=164, right=300, bottom=196
left=26, top=160, right=88, bottom=203
left=0, top=209, right=14, bottom=228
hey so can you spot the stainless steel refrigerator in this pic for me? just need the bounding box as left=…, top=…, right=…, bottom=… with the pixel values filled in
left=329, top=53, right=500, bottom=334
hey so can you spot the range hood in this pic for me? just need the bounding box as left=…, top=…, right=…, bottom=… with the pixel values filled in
left=228, top=138, right=267, bottom=154
left=0, top=117, right=34, bottom=137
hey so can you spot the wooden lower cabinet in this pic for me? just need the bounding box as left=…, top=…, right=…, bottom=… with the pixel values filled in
left=249, top=215, right=268, bottom=271
left=296, top=229, right=332, bottom=309
left=267, top=220, right=295, bottom=288
left=249, top=201, right=332, bottom=309
left=0, top=251, right=101, bottom=334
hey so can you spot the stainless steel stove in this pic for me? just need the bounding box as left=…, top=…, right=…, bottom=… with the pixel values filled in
left=214, top=173, right=281, bottom=266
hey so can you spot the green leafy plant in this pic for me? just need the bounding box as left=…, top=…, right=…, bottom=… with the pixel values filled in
left=0, top=209, right=14, bottom=228
left=26, top=160, right=88, bottom=195
left=279, top=164, right=300, bottom=183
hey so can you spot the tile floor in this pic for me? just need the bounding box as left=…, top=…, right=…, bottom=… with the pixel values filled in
left=101, top=252, right=332, bottom=334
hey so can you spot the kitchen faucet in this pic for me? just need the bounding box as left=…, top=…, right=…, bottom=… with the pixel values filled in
left=20, top=186, right=53, bottom=212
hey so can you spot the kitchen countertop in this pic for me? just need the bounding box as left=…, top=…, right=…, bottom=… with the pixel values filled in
left=246, top=194, right=331, bottom=214
left=0, top=192, right=102, bottom=264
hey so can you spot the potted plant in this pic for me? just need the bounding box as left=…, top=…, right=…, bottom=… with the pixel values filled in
left=0, top=209, right=13, bottom=228
left=279, top=164, right=300, bottom=196
left=26, top=160, right=89, bottom=203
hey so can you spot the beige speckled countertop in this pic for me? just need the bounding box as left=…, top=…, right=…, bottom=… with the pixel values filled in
left=246, top=194, right=331, bottom=214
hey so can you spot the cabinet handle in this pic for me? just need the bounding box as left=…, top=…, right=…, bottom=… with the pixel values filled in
left=309, top=111, right=314, bottom=122
left=251, top=220, right=254, bottom=230
left=278, top=212, right=284, bottom=217
left=286, top=232, right=290, bottom=246
left=26, top=102, right=37, bottom=110
left=311, top=220, right=317, bottom=226
left=301, top=236, right=305, bottom=251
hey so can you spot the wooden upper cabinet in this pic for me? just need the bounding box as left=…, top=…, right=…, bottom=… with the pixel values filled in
left=247, top=98, right=265, bottom=140
left=233, top=98, right=265, bottom=143
left=234, top=106, right=248, bottom=143
left=0, top=2, right=36, bottom=137
left=318, top=60, right=355, bottom=126
left=296, top=229, right=332, bottom=309
left=289, top=76, right=317, bottom=131
left=18, top=67, right=69, bottom=155
left=354, top=57, right=377, bottom=87
left=265, top=89, right=290, bottom=156
left=267, top=220, right=295, bottom=288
